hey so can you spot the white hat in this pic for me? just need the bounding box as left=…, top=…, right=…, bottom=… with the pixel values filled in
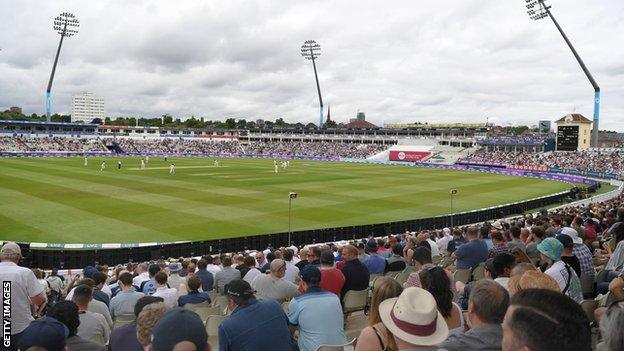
left=492, top=220, right=503, bottom=230
left=561, top=227, right=582, bottom=244
left=378, top=287, right=449, bottom=346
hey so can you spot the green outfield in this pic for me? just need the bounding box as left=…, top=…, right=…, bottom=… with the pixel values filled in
left=0, top=157, right=572, bottom=244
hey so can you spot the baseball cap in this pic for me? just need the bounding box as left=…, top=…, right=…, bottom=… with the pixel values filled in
left=300, top=265, right=321, bottom=284
left=224, top=279, right=255, bottom=298
left=537, top=237, right=563, bottom=261
left=168, top=262, right=182, bottom=272
left=82, top=265, right=97, bottom=278
left=556, top=234, right=574, bottom=249
left=320, top=250, right=335, bottom=265
left=365, top=239, right=379, bottom=252
left=151, top=308, right=208, bottom=351
left=18, top=317, right=69, bottom=351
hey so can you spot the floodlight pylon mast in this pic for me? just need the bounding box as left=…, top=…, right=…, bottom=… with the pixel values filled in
left=301, top=40, right=324, bottom=127
left=526, top=0, right=600, bottom=147
left=46, top=12, right=79, bottom=122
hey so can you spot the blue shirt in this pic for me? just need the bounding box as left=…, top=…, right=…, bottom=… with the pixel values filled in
left=363, top=254, right=386, bottom=274
left=455, top=239, right=489, bottom=270
left=196, top=269, right=214, bottom=292
left=178, top=291, right=211, bottom=307
left=288, top=287, right=346, bottom=351
left=218, top=298, right=293, bottom=351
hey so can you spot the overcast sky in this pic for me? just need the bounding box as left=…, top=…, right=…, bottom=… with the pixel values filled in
left=0, top=0, right=622, bottom=130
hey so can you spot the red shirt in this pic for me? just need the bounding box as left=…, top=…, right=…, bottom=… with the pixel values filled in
left=297, top=267, right=346, bottom=296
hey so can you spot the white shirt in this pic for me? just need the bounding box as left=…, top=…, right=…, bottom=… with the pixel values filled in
left=100, top=283, right=112, bottom=297
left=206, top=264, right=222, bottom=275
left=251, top=274, right=298, bottom=301
left=153, top=286, right=178, bottom=308
left=436, top=234, right=452, bottom=253
left=132, top=272, right=150, bottom=288
left=78, top=310, right=110, bottom=345
left=283, top=261, right=300, bottom=283
left=427, top=239, right=440, bottom=256
left=243, top=268, right=262, bottom=284
left=494, top=277, right=510, bottom=291
left=0, top=262, right=45, bottom=334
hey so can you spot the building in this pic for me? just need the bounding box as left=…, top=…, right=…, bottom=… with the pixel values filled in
left=70, top=92, right=105, bottom=123
left=554, top=113, right=592, bottom=151
left=9, top=106, right=22, bottom=114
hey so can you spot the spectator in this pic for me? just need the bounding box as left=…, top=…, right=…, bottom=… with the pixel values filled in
left=340, top=244, right=370, bottom=299
left=525, top=226, right=546, bottom=264
left=378, top=287, right=449, bottom=349
left=452, top=227, right=489, bottom=270
left=419, top=267, right=464, bottom=336
left=195, top=259, right=215, bottom=293
left=490, top=253, right=516, bottom=290
left=251, top=259, right=298, bottom=301
left=150, top=308, right=209, bottom=351
left=385, top=244, right=407, bottom=272
left=178, top=275, right=211, bottom=307
left=307, top=246, right=322, bottom=268
left=437, top=228, right=453, bottom=255
left=241, top=256, right=262, bottom=284
left=73, top=284, right=110, bottom=345
left=447, top=229, right=466, bottom=254
left=599, top=301, right=624, bottom=351
left=288, top=266, right=346, bottom=351
left=502, top=289, right=591, bottom=351
left=136, top=302, right=169, bottom=349
left=357, top=242, right=370, bottom=263
left=47, top=300, right=106, bottom=351
left=404, top=246, right=459, bottom=303
left=363, top=239, right=387, bottom=274
left=488, top=231, right=509, bottom=258
left=235, top=256, right=250, bottom=278
left=561, top=227, right=596, bottom=278
left=295, top=248, right=309, bottom=270
left=355, top=276, right=403, bottom=351
left=260, top=252, right=276, bottom=273
left=439, top=280, right=509, bottom=351
left=132, top=263, right=150, bottom=288
left=556, top=234, right=582, bottom=277
left=141, top=264, right=162, bottom=295
left=0, top=242, right=47, bottom=348
left=91, top=272, right=111, bottom=307
left=17, top=317, right=69, bottom=351
left=109, top=272, right=145, bottom=319
left=109, top=295, right=164, bottom=351
left=219, top=279, right=293, bottom=351
left=319, top=250, right=346, bottom=296
left=506, top=226, right=526, bottom=253
left=152, top=271, right=178, bottom=308
left=282, top=249, right=300, bottom=283
left=254, top=251, right=267, bottom=269
left=46, top=267, right=65, bottom=301
left=213, top=256, right=241, bottom=295
left=67, top=278, right=113, bottom=331
left=537, top=237, right=583, bottom=302
left=167, top=262, right=187, bottom=292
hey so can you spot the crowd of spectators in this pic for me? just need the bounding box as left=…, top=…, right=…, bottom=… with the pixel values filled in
left=459, top=149, right=624, bottom=177
left=3, top=188, right=624, bottom=350
left=243, top=141, right=387, bottom=158
left=0, top=136, right=107, bottom=152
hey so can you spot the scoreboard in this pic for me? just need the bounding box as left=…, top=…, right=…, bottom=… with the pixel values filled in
left=556, top=126, right=579, bottom=151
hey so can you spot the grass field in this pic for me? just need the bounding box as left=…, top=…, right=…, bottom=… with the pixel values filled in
left=0, top=157, right=573, bottom=244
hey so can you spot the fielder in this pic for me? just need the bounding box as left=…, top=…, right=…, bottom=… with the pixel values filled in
left=145, top=155, right=149, bottom=164
left=274, top=163, right=279, bottom=174
left=169, top=164, right=175, bottom=174
left=84, top=157, right=88, bottom=166
left=141, top=159, right=145, bottom=169
left=100, top=161, right=106, bottom=171
left=117, top=161, right=122, bottom=170
left=214, top=160, right=220, bottom=167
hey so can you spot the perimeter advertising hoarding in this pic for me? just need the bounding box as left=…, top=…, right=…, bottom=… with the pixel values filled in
left=389, top=150, right=431, bottom=162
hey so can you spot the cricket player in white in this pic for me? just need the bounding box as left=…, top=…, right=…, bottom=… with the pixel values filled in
left=169, top=164, right=175, bottom=174
left=141, top=159, right=145, bottom=169
left=84, top=157, right=88, bottom=166
left=214, top=160, right=219, bottom=167
left=274, top=163, right=279, bottom=173
left=145, top=155, right=149, bottom=164
left=100, top=161, right=106, bottom=171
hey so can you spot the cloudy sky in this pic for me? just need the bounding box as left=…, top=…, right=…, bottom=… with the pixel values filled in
left=0, top=0, right=623, bottom=130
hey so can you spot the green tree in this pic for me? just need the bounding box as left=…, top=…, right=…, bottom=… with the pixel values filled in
left=224, top=118, right=236, bottom=129
left=324, top=120, right=337, bottom=128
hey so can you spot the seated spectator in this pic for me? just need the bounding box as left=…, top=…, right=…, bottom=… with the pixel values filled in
left=133, top=263, right=150, bottom=288
left=556, top=234, right=582, bottom=277
left=255, top=251, right=267, bottom=269
left=436, top=228, right=453, bottom=255
left=452, top=226, right=489, bottom=270
left=447, top=229, right=466, bottom=254
left=525, top=226, right=546, bottom=264
left=439, top=280, right=509, bottom=351
left=109, top=296, right=164, bottom=351
left=561, top=227, right=596, bottom=278
left=355, top=276, right=403, bottom=351
left=236, top=256, right=250, bottom=278
left=357, top=242, right=370, bottom=263
left=488, top=231, right=509, bottom=258
left=251, top=259, right=298, bottom=301
left=405, top=247, right=459, bottom=303
left=167, top=262, right=187, bottom=292
left=319, top=250, right=346, bottom=296
left=378, top=287, right=449, bottom=348
left=0, top=242, right=47, bottom=346
left=288, top=266, right=346, bottom=351
left=205, top=255, right=222, bottom=275
left=47, top=300, right=106, bottom=351
left=502, top=289, right=591, bottom=351
left=419, top=267, right=464, bottom=336
left=242, top=256, right=261, bottom=284
left=152, top=271, right=178, bottom=308
left=340, top=244, right=370, bottom=299
left=283, top=249, right=300, bottom=283
left=214, top=256, right=241, bottom=294
left=178, top=275, right=211, bottom=307
left=599, top=301, right=624, bottom=351
left=260, top=252, right=276, bottom=273
left=219, top=279, right=294, bottom=351
left=73, top=284, right=110, bottom=345
left=141, top=264, right=162, bottom=295
left=385, top=244, right=406, bottom=272
left=92, top=272, right=111, bottom=307
left=150, top=308, right=209, bottom=351
left=136, top=302, right=169, bottom=349
left=18, top=317, right=69, bottom=351
left=508, top=265, right=560, bottom=296
left=307, top=246, right=322, bottom=268
left=506, top=226, right=526, bottom=253
left=109, top=271, right=145, bottom=319
left=295, top=248, right=309, bottom=270
left=364, top=239, right=387, bottom=274
left=490, top=253, right=516, bottom=290
left=65, top=277, right=113, bottom=329
left=537, top=237, right=583, bottom=302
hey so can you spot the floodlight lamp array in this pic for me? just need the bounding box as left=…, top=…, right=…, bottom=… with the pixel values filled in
left=301, top=40, right=321, bottom=60
left=526, top=0, right=549, bottom=20
left=53, top=12, right=80, bottom=37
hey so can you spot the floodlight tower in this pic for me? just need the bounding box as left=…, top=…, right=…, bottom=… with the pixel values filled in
left=46, top=12, right=80, bottom=122
left=301, top=40, right=324, bottom=127
left=526, top=0, right=600, bottom=147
